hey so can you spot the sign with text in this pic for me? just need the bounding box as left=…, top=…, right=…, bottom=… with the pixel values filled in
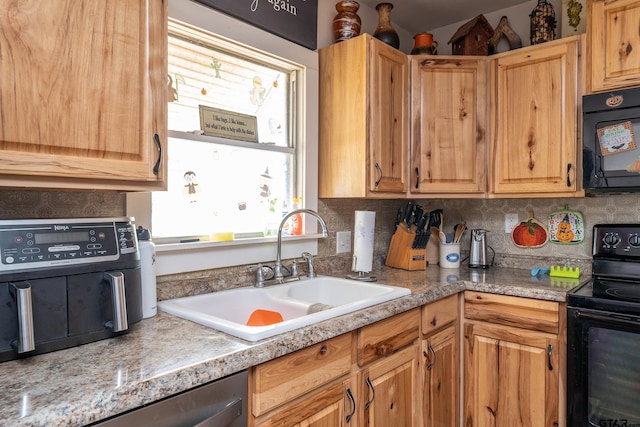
left=199, top=105, right=258, bottom=143
left=193, top=0, right=317, bottom=50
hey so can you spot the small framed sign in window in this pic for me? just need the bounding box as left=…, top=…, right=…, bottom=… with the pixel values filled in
left=199, top=106, right=259, bottom=143
left=192, top=0, right=318, bottom=50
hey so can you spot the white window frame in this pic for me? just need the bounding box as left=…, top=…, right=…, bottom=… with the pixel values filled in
left=127, top=0, right=319, bottom=276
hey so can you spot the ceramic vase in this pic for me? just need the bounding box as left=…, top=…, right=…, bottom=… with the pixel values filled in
left=411, top=32, right=439, bottom=55
left=373, top=3, right=399, bottom=49
left=333, top=1, right=361, bottom=43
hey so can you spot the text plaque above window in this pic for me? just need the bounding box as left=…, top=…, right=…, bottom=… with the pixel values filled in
left=193, top=0, right=317, bottom=50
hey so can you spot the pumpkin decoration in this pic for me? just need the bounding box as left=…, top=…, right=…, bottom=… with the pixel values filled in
left=511, top=216, right=548, bottom=248
left=555, top=214, right=575, bottom=242
left=548, top=205, right=584, bottom=244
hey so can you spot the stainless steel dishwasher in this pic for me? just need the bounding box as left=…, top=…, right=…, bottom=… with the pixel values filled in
left=90, top=371, right=247, bottom=427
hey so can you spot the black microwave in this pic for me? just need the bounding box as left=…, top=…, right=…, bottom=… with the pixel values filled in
left=583, top=86, right=640, bottom=192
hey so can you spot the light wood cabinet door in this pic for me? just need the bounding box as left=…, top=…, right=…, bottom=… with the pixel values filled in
left=410, top=56, right=487, bottom=196
left=255, top=380, right=356, bottom=427
left=588, top=0, right=640, bottom=92
left=423, top=324, right=459, bottom=427
left=358, top=345, right=420, bottom=427
left=369, top=38, right=409, bottom=194
left=464, top=321, right=561, bottom=427
left=319, top=34, right=408, bottom=198
left=0, top=0, right=167, bottom=191
left=489, top=37, right=580, bottom=196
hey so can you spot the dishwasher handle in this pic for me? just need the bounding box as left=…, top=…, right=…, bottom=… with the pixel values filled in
left=194, top=397, right=242, bottom=427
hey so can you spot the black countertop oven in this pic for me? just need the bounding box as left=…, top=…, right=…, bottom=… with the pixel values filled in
left=583, top=86, right=640, bottom=192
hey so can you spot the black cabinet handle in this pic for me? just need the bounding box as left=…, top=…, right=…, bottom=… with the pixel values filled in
left=364, top=376, right=375, bottom=409
left=427, top=344, right=437, bottom=370
left=547, top=344, right=554, bottom=371
left=415, top=167, right=420, bottom=189
left=374, top=163, right=382, bottom=187
left=153, top=133, right=162, bottom=175
left=566, top=163, right=572, bottom=187
left=345, top=388, right=356, bottom=423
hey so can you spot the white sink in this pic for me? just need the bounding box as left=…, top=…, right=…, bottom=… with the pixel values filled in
left=158, top=276, right=410, bottom=341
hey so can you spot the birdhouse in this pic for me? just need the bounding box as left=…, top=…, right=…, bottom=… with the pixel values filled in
left=448, top=14, right=495, bottom=56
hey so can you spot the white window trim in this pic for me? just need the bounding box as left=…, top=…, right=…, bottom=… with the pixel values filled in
left=126, top=0, right=319, bottom=276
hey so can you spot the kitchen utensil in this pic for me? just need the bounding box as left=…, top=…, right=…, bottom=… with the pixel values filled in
left=469, top=229, right=490, bottom=268
left=453, top=222, right=467, bottom=243
left=430, top=226, right=446, bottom=243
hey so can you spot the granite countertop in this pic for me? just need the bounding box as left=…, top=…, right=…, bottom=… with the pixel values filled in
left=0, top=266, right=580, bottom=427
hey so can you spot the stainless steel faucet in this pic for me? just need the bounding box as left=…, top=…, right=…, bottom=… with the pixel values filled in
left=274, top=209, right=328, bottom=282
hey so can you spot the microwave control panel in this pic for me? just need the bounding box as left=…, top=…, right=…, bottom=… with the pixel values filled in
left=0, top=218, right=137, bottom=271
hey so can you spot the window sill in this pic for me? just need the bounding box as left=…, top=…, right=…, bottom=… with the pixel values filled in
left=155, top=234, right=322, bottom=276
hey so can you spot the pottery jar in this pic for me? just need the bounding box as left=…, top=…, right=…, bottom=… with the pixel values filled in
left=333, top=1, right=361, bottom=43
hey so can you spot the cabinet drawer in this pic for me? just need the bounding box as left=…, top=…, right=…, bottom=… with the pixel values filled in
left=357, top=308, right=420, bottom=366
left=251, top=333, right=352, bottom=417
left=422, top=294, right=458, bottom=335
left=464, top=291, right=559, bottom=334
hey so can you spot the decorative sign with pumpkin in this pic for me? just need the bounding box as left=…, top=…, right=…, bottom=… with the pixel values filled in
left=511, top=215, right=549, bottom=248
left=547, top=205, right=584, bottom=244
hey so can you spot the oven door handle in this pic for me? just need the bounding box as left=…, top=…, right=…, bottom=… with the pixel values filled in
left=576, top=310, right=640, bottom=328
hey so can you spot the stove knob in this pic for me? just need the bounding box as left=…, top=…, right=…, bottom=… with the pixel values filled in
left=629, top=234, right=640, bottom=247
left=603, top=232, right=620, bottom=246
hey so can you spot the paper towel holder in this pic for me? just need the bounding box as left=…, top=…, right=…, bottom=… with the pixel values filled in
left=347, top=255, right=377, bottom=282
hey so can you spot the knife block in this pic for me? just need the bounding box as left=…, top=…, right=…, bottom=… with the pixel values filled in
left=385, top=225, right=427, bottom=271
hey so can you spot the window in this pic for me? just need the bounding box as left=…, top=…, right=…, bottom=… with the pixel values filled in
left=127, top=1, right=319, bottom=275
left=153, top=21, right=300, bottom=242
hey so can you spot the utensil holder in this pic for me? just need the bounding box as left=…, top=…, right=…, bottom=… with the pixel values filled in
left=385, top=225, right=427, bottom=270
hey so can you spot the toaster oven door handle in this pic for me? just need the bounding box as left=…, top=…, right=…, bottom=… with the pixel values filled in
left=9, top=282, right=36, bottom=353
left=104, top=272, right=129, bottom=332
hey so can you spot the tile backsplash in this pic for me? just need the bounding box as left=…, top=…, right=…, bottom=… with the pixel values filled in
left=3, top=189, right=638, bottom=297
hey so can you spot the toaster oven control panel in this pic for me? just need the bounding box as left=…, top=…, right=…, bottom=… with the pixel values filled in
left=0, top=218, right=137, bottom=271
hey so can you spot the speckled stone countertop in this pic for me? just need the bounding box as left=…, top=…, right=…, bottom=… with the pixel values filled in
left=0, top=266, right=581, bottom=427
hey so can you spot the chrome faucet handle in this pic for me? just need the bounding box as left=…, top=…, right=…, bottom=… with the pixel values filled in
left=302, top=252, right=317, bottom=278
left=291, top=259, right=299, bottom=277
left=248, top=264, right=273, bottom=287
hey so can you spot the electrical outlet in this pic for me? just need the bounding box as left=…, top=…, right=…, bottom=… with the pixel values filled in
left=336, top=231, right=351, bottom=254
left=505, top=213, right=519, bottom=233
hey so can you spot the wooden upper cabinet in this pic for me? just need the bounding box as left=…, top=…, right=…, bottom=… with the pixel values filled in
left=489, top=36, right=581, bottom=197
left=588, top=0, right=640, bottom=92
left=319, top=34, right=408, bottom=198
left=0, top=1, right=168, bottom=191
left=410, top=56, right=487, bottom=196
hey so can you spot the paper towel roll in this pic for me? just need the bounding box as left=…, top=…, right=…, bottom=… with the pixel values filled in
left=353, top=210, right=375, bottom=272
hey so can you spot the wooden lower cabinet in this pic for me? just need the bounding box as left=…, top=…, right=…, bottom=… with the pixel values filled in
left=248, top=292, right=567, bottom=427
left=463, top=291, right=566, bottom=427
left=358, top=345, right=420, bottom=427
left=422, top=294, right=460, bottom=427
left=250, top=309, right=422, bottom=427
left=423, top=324, right=458, bottom=427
